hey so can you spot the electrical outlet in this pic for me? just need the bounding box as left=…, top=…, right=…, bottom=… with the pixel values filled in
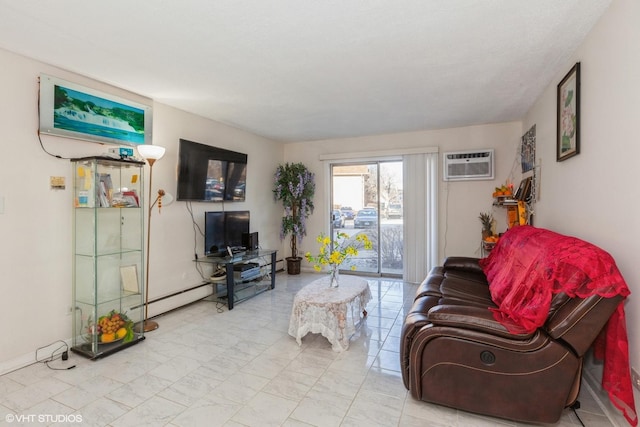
left=632, top=368, right=640, bottom=391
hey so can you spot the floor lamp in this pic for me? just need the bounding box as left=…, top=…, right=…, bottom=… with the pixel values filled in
left=137, top=144, right=166, bottom=332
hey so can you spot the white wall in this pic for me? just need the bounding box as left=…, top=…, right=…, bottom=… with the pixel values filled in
left=522, top=0, right=639, bottom=410
left=283, top=121, right=522, bottom=265
left=142, top=104, right=283, bottom=317
left=0, top=48, right=283, bottom=373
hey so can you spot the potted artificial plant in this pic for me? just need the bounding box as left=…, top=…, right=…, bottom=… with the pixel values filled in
left=273, top=162, right=315, bottom=274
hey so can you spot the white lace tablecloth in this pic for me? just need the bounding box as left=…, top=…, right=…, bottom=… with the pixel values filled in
left=288, top=275, right=371, bottom=352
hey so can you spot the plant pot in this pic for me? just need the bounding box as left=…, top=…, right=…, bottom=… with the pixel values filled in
left=286, top=257, right=302, bottom=275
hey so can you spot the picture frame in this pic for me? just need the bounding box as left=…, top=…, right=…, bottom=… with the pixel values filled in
left=120, top=265, right=140, bottom=294
left=521, top=124, right=536, bottom=173
left=514, top=176, right=532, bottom=202
left=557, top=63, right=580, bottom=161
left=39, top=73, right=152, bottom=146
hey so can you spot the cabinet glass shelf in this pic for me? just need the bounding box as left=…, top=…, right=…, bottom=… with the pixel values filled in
left=74, top=249, right=142, bottom=257
left=74, top=291, right=142, bottom=307
left=211, top=277, right=272, bottom=305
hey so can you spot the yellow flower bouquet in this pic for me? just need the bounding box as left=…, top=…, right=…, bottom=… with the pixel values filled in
left=305, top=231, right=373, bottom=287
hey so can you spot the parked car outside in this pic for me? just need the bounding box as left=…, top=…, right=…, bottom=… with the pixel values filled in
left=331, top=209, right=345, bottom=228
left=354, top=208, right=378, bottom=228
left=340, top=206, right=355, bottom=220
left=205, top=178, right=223, bottom=200
left=232, top=182, right=246, bottom=199
left=387, top=203, right=402, bottom=219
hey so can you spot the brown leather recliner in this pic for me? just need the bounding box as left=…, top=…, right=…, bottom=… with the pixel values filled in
left=400, top=256, right=622, bottom=424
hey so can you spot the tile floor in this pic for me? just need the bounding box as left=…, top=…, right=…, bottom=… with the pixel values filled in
left=0, top=273, right=617, bottom=426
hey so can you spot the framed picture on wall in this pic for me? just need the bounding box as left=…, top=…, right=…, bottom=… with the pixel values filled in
left=521, top=124, right=536, bottom=172
left=39, top=74, right=153, bottom=146
left=557, top=63, right=580, bottom=161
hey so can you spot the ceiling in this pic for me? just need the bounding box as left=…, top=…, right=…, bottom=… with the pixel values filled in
left=0, top=0, right=611, bottom=142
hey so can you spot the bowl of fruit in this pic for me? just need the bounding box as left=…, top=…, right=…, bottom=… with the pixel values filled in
left=492, top=184, right=514, bottom=199
left=482, top=235, right=500, bottom=251
left=85, top=310, right=134, bottom=344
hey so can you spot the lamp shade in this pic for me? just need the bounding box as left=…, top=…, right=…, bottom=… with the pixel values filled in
left=160, top=191, right=174, bottom=206
left=137, top=144, right=166, bottom=161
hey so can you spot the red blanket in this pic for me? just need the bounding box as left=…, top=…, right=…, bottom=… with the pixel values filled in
left=479, top=226, right=637, bottom=426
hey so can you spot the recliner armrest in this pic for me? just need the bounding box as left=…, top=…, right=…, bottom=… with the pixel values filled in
left=427, top=305, right=534, bottom=340
left=443, top=256, right=484, bottom=275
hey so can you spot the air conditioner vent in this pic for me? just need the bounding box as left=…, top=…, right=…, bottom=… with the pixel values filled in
left=443, top=149, right=494, bottom=181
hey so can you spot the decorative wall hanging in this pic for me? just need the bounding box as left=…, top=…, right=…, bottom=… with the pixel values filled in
left=39, top=74, right=152, bottom=146
left=521, top=124, right=536, bottom=173
left=557, top=63, right=580, bottom=161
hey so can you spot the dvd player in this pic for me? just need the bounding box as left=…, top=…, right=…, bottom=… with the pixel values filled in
left=233, top=262, right=260, bottom=272
left=234, top=266, right=261, bottom=281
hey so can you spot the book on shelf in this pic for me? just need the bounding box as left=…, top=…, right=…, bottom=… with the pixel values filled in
left=94, top=173, right=140, bottom=208
left=98, top=173, right=113, bottom=207
left=122, top=190, right=139, bottom=207
left=112, top=190, right=139, bottom=207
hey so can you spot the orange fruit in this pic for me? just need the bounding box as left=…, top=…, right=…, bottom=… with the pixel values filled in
left=116, top=328, right=127, bottom=339
left=101, top=333, right=115, bottom=343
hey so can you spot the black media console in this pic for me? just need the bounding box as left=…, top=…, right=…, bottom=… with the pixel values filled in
left=195, top=249, right=277, bottom=310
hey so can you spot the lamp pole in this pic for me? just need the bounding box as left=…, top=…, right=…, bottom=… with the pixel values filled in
left=137, top=144, right=166, bottom=333
left=143, top=157, right=159, bottom=332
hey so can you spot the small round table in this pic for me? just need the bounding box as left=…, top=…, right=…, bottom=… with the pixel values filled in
left=288, top=275, right=371, bottom=352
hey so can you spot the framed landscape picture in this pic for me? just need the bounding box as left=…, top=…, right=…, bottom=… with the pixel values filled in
left=557, top=63, right=580, bottom=161
left=39, top=74, right=153, bottom=146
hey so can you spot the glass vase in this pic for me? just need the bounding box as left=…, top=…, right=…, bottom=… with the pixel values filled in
left=329, top=265, right=340, bottom=288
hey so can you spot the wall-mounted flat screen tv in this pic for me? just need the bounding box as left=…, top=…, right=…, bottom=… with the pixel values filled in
left=38, top=74, right=152, bottom=146
left=177, top=139, right=247, bottom=202
left=204, top=210, right=250, bottom=256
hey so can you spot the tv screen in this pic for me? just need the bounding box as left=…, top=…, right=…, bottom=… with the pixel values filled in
left=204, top=211, right=225, bottom=256
left=225, top=211, right=250, bottom=248
left=177, top=139, right=247, bottom=202
left=205, top=211, right=250, bottom=256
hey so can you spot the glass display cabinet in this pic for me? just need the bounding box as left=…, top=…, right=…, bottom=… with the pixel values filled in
left=70, top=156, right=146, bottom=359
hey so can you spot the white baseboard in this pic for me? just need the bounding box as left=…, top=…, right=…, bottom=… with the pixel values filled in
left=0, top=338, right=73, bottom=377
left=146, top=284, right=212, bottom=318
left=0, top=353, right=38, bottom=377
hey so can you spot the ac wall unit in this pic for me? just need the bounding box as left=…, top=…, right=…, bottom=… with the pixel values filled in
left=443, top=149, right=494, bottom=181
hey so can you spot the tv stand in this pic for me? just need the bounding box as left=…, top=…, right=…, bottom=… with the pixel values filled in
left=195, top=249, right=277, bottom=310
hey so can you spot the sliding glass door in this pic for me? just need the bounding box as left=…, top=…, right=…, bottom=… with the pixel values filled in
left=330, top=161, right=403, bottom=276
